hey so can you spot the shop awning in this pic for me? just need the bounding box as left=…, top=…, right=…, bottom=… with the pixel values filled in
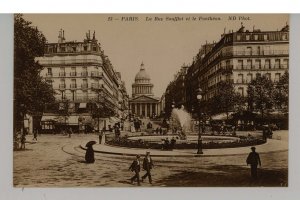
left=79, top=103, right=87, bottom=108
left=67, top=116, right=79, bottom=124
left=41, top=115, right=57, bottom=121
left=211, top=112, right=233, bottom=120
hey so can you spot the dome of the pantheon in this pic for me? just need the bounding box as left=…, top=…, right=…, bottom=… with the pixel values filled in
left=134, top=62, right=151, bottom=82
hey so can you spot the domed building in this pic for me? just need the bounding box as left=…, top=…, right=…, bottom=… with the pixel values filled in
left=129, top=63, right=160, bottom=118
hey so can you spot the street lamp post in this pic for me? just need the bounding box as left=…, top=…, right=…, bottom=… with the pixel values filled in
left=196, top=88, right=203, bottom=154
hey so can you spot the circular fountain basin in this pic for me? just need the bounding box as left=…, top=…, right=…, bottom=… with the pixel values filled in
left=127, top=135, right=240, bottom=144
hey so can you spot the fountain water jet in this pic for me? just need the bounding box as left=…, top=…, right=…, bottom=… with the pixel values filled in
left=170, top=105, right=193, bottom=139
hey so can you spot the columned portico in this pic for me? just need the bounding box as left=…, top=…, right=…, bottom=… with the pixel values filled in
left=129, top=62, right=161, bottom=118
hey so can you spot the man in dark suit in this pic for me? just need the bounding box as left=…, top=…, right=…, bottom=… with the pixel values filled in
left=246, top=147, right=261, bottom=179
left=141, top=151, right=154, bottom=184
left=129, top=155, right=141, bottom=186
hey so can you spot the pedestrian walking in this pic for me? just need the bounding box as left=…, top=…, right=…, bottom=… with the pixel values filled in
left=33, top=128, right=38, bottom=141
left=129, top=155, right=141, bottom=186
left=246, top=147, right=261, bottom=179
left=141, top=152, right=154, bottom=184
left=68, top=127, right=73, bottom=138
left=20, top=133, right=26, bottom=150
left=85, top=141, right=96, bottom=163
left=99, top=130, right=104, bottom=144
left=170, top=137, right=176, bottom=150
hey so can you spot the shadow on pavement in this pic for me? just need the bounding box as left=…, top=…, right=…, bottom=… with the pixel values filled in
left=155, top=165, right=288, bottom=187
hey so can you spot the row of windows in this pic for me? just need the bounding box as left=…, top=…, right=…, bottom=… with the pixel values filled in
left=204, top=58, right=288, bottom=80
left=236, top=33, right=288, bottom=41
left=207, top=72, right=282, bottom=88
left=236, top=73, right=281, bottom=83
left=47, top=44, right=98, bottom=54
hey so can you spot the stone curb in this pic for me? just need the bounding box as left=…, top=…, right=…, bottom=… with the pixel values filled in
left=79, top=143, right=287, bottom=158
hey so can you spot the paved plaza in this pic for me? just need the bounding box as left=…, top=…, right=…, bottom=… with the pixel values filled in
left=13, top=130, right=288, bottom=187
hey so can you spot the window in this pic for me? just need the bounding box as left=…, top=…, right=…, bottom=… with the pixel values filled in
left=82, top=91, right=88, bottom=101
left=247, top=73, right=253, bottom=83
left=283, top=59, right=289, bottom=68
left=257, top=46, right=261, bottom=55
left=81, top=66, right=88, bottom=76
left=84, top=46, right=88, bottom=51
left=255, top=59, right=261, bottom=69
left=265, top=73, right=271, bottom=80
left=238, top=74, right=244, bottom=83
left=264, top=46, right=270, bottom=55
left=59, top=79, right=65, bottom=89
left=71, top=79, right=76, bottom=89
left=71, top=67, right=76, bottom=76
left=93, top=46, right=97, bottom=51
left=254, top=35, right=258, bottom=40
left=237, top=35, right=241, bottom=41
left=72, top=46, right=76, bottom=52
left=246, top=35, right=250, bottom=41
left=263, top=34, right=268, bottom=40
left=256, top=73, right=261, bottom=79
left=275, top=73, right=281, bottom=82
left=47, top=68, right=52, bottom=76
left=237, top=60, right=243, bottom=70
left=238, top=87, right=244, bottom=96
left=59, top=67, right=65, bottom=76
left=81, top=79, right=88, bottom=90
left=246, top=47, right=252, bottom=55
left=247, top=59, right=252, bottom=69
left=61, top=91, right=65, bottom=100
left=265, top=59, right=271, bottom=69
left=61, top=47, right=66, bottom=52
left=275, top=59, right=281, bottom=69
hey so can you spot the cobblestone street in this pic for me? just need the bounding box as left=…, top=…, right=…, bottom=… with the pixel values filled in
left=13, top=131, right=288, bottom=187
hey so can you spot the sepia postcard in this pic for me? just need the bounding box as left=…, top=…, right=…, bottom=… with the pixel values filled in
left=13, top=14, right=289, bottom=187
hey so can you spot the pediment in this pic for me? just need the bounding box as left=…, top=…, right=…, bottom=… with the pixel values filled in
left=130, top=95, right=159, bottom=103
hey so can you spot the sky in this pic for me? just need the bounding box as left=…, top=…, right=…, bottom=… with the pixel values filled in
left=24, top=14, right=289, bottom=98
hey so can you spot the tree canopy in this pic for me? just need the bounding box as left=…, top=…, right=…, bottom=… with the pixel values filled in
left=247, top=75, right=274, bottom=118
left=14, top=14, right=55, bottom=121
left=273, top=71, right=289, bottom=111
left=209, top=81, right=244, bottom=119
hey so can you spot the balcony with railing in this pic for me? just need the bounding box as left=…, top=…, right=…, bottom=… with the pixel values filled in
left=91, top=71, right=103, bottom=78
left=81, top=71, right=88, bottom=77
left=229, top=50, right=289, bottom=57
left=59, top=72, right=66, bottom=77
left=70, top=72, right=77, bottom=77
left=234, top=64, right=288, bottom=71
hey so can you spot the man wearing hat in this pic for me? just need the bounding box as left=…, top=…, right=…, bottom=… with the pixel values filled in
left=246, top=147, right=261, bottom=179
left=142, top=151, right=154, bottom=184
left=129, top=155, right=141, bottom=186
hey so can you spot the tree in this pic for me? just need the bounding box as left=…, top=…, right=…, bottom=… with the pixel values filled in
left=90, top=95, right=116, bottom=131
left=210, top=81, right=243, bottom=119
left=247, top=75, right=274, bottom=120
left=273, top=71, right=289, bottom=112
left=14, top=14, right=55, bottom=130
